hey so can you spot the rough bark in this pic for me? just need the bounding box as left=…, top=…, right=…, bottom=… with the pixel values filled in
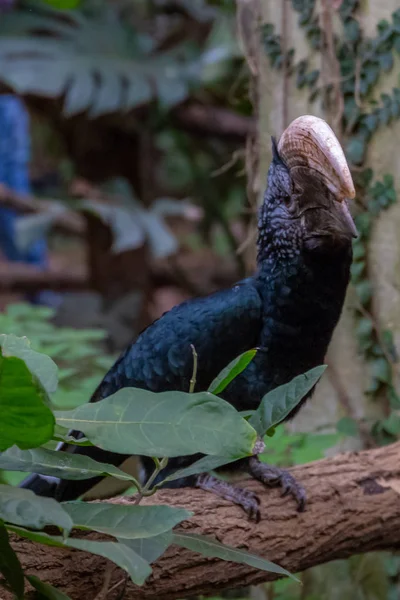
left=7, top=441, right=400, bottom=600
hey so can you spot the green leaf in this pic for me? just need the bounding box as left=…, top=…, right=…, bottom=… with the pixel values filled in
left=6, top=525, right=68, bottom=547
left=381, top=413, right=400, bottom=435
left=208, top=349, right=257, bottom=395
left=350, top=261, right=365, bottom=281
left=15, top=207, right=66, bottom=255
left=356, top=317, right=374, bottom=338
left=124, top=78, right=152, bottom=110
left=52, top=434, right=93, bottom=447
left=0, top=521, right=24, bottom=599
left=0, top=447, right=139, bottom=488
left=0, top=11, right=198, bottom=118
left=388, top=386, right=400, bottom=409
left=8, top=527, right=152, bottom=586
left=352, top=241, right=366, bottom=260
left=346, top=137, right=366, bottom=165
left=117, top=532, right=173, bottom=564
left=364, top=62, right=380, bottom=87
left=379, top=106, right=391, bottom=125
left=363, top=113, right=379, bottom=133
left=81, top=199, right=178, bottom=259
left=56, top=389, right=257, bottom=458
left=161, top=455, right=239, bottom=484
left=26, top=576, right=72, bottom=600
left=173, top=532, right=299, bottom=582
left=0, top=485, right=72, bottom=534
left=354, top=213, right=371, bottom=237
left=240, top=410, right=255, bottom=419
left=355, top=280, right=373, bottom=306
left=249, top=366, right=327, bottom=436
left=344, top=18, right=361, bottom=42
left=62, top=503, right=192, bottom=539
left=138, top=211, right=178, bottom=260
left=81, top=200, right=145, bottom=253
left=379, top=52, right=394, bottom=71
left=0, top=334, right=58, bottom=395
left=371, top=358, right=392, bottom=383
left=66, top=539, right=152, bottom=585
left=365, top=377, right=380, bottom=395
left=0, top=336, right=55, bottom=451
left=42, top=0, right=81, bottom=9
left=336, top=417, right=359, bottom=437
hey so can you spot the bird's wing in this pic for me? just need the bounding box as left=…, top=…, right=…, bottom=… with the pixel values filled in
left=18, top=280, right=263, bottom=502
left=95, top=278, right=263, bottom=399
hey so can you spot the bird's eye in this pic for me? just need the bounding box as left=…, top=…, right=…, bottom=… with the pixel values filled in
left=282, top=194, right=292, bottom=206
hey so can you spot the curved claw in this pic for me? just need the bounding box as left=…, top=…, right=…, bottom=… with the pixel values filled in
left=196, top=473, right=262, bottom=521
left=279, top=472, right=306, bottom=511
left=242, top=490, right=261, bottom=522
left=248, top=457, right=307, bottom=512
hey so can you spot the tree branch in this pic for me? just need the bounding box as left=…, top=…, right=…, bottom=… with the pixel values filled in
left=0, top=264, right=89, bottom=292
left=172, top=104, right=256, bottom=139
left=6, top=441, right=400, bottom=599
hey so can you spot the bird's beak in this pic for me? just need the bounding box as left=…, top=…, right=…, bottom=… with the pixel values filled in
left=277, top=115, right=357, bottom=238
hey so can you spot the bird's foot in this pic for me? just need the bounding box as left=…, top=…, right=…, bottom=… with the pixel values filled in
left=195, top=473, right=260, bottom=522
left=248, top=457, right=306, bottom=511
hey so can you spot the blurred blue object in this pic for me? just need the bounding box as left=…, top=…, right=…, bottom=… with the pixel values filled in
left=0, top=95, right=61, bottom=306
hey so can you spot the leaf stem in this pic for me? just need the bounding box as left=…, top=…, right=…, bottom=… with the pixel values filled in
left=189, top=344, right=198, bottom=393
left=133, top=457, right=168, bottom=504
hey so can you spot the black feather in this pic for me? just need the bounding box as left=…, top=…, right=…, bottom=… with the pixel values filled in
left=21, top=138, right=353, bottom=501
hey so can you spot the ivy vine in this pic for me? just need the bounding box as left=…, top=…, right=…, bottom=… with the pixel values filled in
left=262, top=0, right=400, bottom=443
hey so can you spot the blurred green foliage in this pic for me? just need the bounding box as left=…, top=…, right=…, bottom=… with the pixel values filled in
left=0, top=303, right=113, bottom=486
left=0, top=302, right=114, bottom=410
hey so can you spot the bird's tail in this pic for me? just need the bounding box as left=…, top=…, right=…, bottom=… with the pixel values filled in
left=19, top=473, right=60, bottom=497
left=18, top=442, right=131, bottom=501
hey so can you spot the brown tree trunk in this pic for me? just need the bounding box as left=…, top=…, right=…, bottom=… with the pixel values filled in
left=7, top=441, right=400, bottom=600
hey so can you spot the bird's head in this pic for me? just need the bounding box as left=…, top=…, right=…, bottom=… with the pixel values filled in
left=258, top=115, right=356, bottom=262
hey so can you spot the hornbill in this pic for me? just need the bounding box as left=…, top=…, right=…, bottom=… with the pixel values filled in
left=21, top=115, right=356, bottom=520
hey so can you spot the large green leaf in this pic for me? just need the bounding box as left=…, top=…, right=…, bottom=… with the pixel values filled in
left=208, top=349, right=257, bottom=395
left=26, top=576, right=72, bottom=600
left=0, top=335, right=55, bottom=451
left=119, top=532, right=173, bottom=564
left=81, top=198, right=178, bottom=260
left=173, top=532, right=298, bottom=582
left=81, top=201, right=145, bottom=254
left=62, top=503, right=192, bottom=539
left=0, top=485, right=72, bottom=534
left=0, top=9, right=197, bottom=118
left=15, top=207, right=67, bottom=255
left=0, top=334, right=58, bottom=395
left=249, top=366, right=327, bottom=436
left=55, top=389, right=257, bottom=458
left=161, top=455, right=239, bottom=484
left=0, top=0, right=242, bottom=119
left=0, top=521, right=25, bottom=599
left=8, top=526, right=152, bottom=586
left=58, top=538, right=153, bottom=587
left=0, top=446, right=138, bottom=488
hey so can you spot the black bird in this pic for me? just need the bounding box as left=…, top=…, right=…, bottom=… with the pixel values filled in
left=21, top=115, right=356, bottom=519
